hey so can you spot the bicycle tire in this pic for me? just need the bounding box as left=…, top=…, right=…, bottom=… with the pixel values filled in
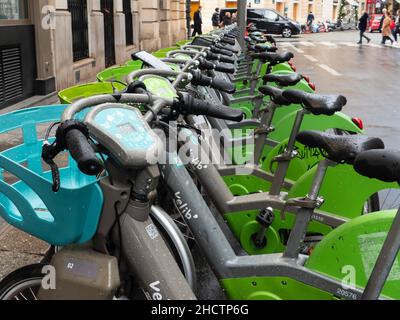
left=0, top=263, right=45, bottom=300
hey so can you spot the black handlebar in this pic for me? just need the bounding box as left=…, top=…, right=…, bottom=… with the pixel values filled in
left=198, top=58, right=235, bottom=74
left=198, top=58, right=215, bottom=71
left=206, top=52, right=235, bottom=64
left=214, top=43, right=239, bottom=54
left=221, top=37, right=236, bottom=46
left=214, top=63, right=235, bottom=74
left=174, top=93, right=243, bottom=122
left=190, top=71, right=236, bottom=94
left=65, top=128, right=104, bottom=176
left=210, top=77, right=236, bottom=94
left=210, top=46, right=234, bottom=57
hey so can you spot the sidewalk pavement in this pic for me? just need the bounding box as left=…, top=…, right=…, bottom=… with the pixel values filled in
left=0, top=93, right=59, bottom=281
left=0, top=225, right=48, bottom=281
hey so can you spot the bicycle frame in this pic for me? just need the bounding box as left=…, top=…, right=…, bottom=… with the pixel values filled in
left=161, top=153, right=400, bottom=300
left=39, top=95, right=196, bottom=300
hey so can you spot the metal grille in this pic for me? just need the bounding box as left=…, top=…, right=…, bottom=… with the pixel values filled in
left=68, top=0, right=89, bottom=62
left=123, top=0, right=134, bottom=46
left=0, top=46, right=23, bottom=105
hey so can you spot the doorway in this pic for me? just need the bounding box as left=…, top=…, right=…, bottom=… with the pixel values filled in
left=293, top=3, right=299, bottom=20
left=276, top=2, right=284, bottom=14
left=101, top=0, right=116, bottom=68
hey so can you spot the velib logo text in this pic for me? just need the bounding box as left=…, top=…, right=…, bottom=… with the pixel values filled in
left=41, top=6, right=56, bottom=30
left=41, top=265, right=56, bottom=290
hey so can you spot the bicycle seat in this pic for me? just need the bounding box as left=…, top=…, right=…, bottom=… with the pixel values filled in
left=354, top=150, right=400, bottom=183
left=258, top=85, right=291, bottom=106
left=258, top=52, right=294, bottom=65
left=296, top=130, right=384, bottom=164
left=282, top=89, right=346, bottom=116
left=263, top=73, right=303, bottom=87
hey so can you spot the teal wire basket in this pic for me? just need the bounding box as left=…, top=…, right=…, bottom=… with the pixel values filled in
left=0, top=105, right=103, bottom=246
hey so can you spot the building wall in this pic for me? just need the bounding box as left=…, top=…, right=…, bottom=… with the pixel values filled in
left=29, top=0, right=187, bottom=92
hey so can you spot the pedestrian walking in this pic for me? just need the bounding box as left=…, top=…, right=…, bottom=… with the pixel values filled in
left=220, top=12, right=232, bottom=28
left=357, top=11, right=371, bottom=44
left=212, top=8, right=220, bottom=30
left=192, top=6, right=203, bottom=37
left=232, top=12, right=237, bottom=24
left=392, top=9, right=400, bottom=43
left=379, top=8, right=387, bottom=33
left=381, top=10, right=394, bottom=45
left=307, top=11, right=315, bottom=31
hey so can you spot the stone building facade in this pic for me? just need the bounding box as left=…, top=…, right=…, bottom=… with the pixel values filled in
left=0, top=0, right=187, bottom=109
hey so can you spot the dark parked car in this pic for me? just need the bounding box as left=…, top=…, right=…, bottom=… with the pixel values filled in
left=219, top=8, right=301, bottom=37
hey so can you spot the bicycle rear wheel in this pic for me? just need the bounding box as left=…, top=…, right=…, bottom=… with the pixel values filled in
left=0, top=264, right=44, bottom=300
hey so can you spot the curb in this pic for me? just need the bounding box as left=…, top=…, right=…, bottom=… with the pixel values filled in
left=0, top=92, right=59, bottom=115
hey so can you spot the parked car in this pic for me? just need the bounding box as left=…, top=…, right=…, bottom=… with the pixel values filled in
left=369, top=14, right=383, bottom=32
left=219, top=8, right=301, bottom=38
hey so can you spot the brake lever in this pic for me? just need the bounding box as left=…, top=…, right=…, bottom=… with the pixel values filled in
left=42, top=141, right=62, bottom=192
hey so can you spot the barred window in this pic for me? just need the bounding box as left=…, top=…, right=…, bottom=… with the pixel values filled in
left=0, top=0, right=28, bottom=20
left=123, top=0, right=134, bottom=46
left=68, top=0, right=89, bottom=62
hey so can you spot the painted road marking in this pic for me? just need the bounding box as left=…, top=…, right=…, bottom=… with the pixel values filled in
left=320, top=41, right=337, bottom=47
left=367, top=43, right=383, bottom=48
left=318, top=64, right=342, bottom=76
left=298, top=41, right=315, bottom=47
left=303, top=54, right=318, bottom=62
left=339, top=42, right=360, bottom=47
left=286, top=44, right=304, bottom=53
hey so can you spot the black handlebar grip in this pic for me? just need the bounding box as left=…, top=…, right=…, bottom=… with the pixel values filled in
left=65, top=129, right=104, bottom=176
left=218, top=54, right=236, bottom=64
left=205, top=51, right=235, bottom=64
left=215, top=43, right=239, bottom=54
left=198, top=58, right=215, bottom=71
left=214, top=63, right=235, bottom=74
left=191, top=36, right=213, bottom=47
left=190, top=71, right=213, bottom=87
left=210, top=46, right=234, bottom=57
left=183, top=96, right=243, bottom=122
left=202, top=102, right=243, bottom=122
left=221, top=37, right=236, bottom=46
left=210, top=77, right=236, bottom=94
left=205, top=52, right=219, bottom=61
left=225, top=33, right=237, bottom=39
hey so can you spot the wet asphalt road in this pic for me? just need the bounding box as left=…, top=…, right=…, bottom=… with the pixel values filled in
left=277, top=30, right=400, bottom=149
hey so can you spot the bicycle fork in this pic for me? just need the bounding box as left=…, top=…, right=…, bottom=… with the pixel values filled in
left=119, top=166, right=196, bottom=300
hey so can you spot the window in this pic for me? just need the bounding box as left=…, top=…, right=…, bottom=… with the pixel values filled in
left=0, top=46, right=23, bottom=105
left=123, top=0, right=133, bottom=46
left=248, top=9, right=266, bottom=19
left=68, top=0, right=89, bottom=62
left=0, top=0, right=28, bottom=20
left=264, top=10, right=278, bottom=21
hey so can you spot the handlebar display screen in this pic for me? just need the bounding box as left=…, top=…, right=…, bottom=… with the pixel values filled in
left=118, top=123, right=137, bottom=134
left=132, top=51, right=172, bottom=71
left=85, top=104, right=162, bottom=168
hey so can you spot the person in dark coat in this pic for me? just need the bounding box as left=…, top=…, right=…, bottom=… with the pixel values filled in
left=220, top=12, right=232, bottom=27
left=212, top=8, right=220, bottom=29
left=192, top=6, right=203, bottom=37
left=358, top=11, right=371, bottom=44
left=379, top=8, right=387, bottom=32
